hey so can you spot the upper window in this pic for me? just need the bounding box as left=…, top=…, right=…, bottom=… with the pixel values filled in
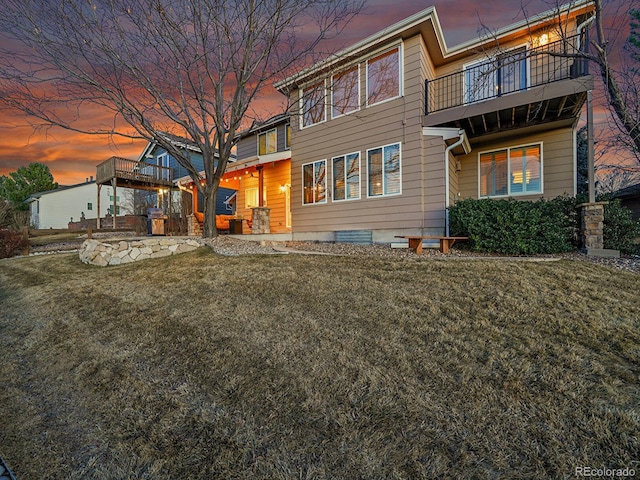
left=302, top=160, right=327, bottom=204
left=367, top=47, right=401, bottom=106
left=367, top=143, right=401, bottom=197
left=465, top=46, right=527, bottom=104
left=157, top=153, right=171, bottom=181
left=285, top=124, right=291, bottom=149
left=332, top=65, right=359, bottom=118
left=332, top=152, right=360, bottom=201
left=258, top=128, right=277, bottom=155
left=301, top=81, right=326, bottom=128
left=479, top=143, right=542, bottom=197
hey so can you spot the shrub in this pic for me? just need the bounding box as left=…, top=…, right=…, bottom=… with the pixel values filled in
left=603, top=199, right=640, bottom=254
left=0, top=228, right=29, bottom=258
left=449, top=197, right=576, bottom=254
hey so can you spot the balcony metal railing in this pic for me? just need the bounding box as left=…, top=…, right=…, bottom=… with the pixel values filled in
left=425, top=34, right=588, bottom=114
left=96, top=156, right=173, bottom=185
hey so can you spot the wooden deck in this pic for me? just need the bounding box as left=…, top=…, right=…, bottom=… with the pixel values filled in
left=96, top=156, right=173, bottom=190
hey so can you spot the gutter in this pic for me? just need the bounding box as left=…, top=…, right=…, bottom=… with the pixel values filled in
left=444, top=130, right=468, bottom=236
left=423, top=127, right=470, bottom=237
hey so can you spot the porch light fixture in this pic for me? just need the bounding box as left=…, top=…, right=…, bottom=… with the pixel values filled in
left=533, top=33, right=549, bottom=47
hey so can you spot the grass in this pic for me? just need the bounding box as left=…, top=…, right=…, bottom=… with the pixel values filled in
left=0, top=249, right=639, bottom=479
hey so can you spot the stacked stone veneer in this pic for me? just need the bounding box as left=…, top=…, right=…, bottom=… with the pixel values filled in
left=187, top=214, right=203, bottom=236
left=251, top=207, right=271, bottom=234
left=79, top=237, right=203, bottom=266
left=580, top=202, right=606, bottom=250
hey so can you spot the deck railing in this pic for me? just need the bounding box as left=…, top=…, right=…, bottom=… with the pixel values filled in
left=96, top=157, right=173, bottom=185
left=425, top=34, right=588, bottom=114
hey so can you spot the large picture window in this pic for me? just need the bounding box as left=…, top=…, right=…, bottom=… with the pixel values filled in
left=258, top=128, right=277, bottom=155
left=332, top=65, right=359, bottom=118
left=479, top=143, right=542, bottom=197
left=303, top=160, right=327, bottom=204
left=332, top=152, right=360, bottom=201
left=367, top=46, right=401, bottom=106
left=301, top=81, right=326, bottom=128
left=367, top=143, right=401, bottom=197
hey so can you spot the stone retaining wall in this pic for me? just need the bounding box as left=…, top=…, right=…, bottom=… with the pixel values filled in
left=79, top=237, right=203, bottom=266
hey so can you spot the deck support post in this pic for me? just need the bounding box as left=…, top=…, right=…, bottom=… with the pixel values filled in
left=97, top=184, right=101, bottom=229
left=112, top=178, right=117, bottom=229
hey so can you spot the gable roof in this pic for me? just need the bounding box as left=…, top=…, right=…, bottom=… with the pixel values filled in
left=275, top=0, right=593, bottom=92
left=137, top=132, right=205, bottom=161
left=236, top=113, right=290, bottom=141
left=24, top=181, right=93, bottom=203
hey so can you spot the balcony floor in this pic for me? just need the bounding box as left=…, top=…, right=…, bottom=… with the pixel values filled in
left=423, top=75, right=593, bottom=140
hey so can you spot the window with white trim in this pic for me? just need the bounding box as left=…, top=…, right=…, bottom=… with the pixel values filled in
left=367, top=143, right=401, bottom=197
left=479, top=143, right=542, bottom=197
left=245, top=188, right=258, bottom=208
left=285, top=125, right=291, bottom=149
left=332, top=152, right=360, bottom=201
left=302, top=160, right=327, bottom=204
left=258, top=128, right=277, bottom=155
left=301, top=81, right=326, bottom=128
left=157, top=153, right=171, bottom=181
left=332, top=65, right=359, bottom=118
left=367, top=46, right=401, bottom=106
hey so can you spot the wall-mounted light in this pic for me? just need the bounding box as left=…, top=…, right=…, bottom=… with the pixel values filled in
left=534, top=33, right=549, bottom=47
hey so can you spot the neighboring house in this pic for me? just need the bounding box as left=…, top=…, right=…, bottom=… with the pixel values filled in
left=612, top=182, right=640, bottom=221
left=274, top=1, right=594, bottom=242
left=25, top=180, right=133, bottom=229
left=136, top=132, right=236, bottom=218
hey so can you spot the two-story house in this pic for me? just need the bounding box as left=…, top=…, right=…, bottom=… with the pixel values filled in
left=275, top=0, right=594, bottom=243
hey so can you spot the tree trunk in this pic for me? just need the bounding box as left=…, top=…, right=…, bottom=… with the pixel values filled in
left=202, top=181, right=219, bottom=238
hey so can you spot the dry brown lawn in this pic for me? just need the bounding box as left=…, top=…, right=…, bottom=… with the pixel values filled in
left=0, top=249, right=638, bottom=479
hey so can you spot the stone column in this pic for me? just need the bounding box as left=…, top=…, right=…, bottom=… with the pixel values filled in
left=578, top=201, right=619, bottom=257
left=187, top=214, right=202, bottom=236
left=251, top=207, right=271, bottom=234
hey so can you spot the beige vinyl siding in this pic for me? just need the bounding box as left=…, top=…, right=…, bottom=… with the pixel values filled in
left=290, top=34, right=446, bottom=234
left=456, top=127, right=575, bottom=201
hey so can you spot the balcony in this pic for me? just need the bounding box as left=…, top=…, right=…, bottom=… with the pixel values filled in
left=96, top=156, right=173, bottom=190
left=424, top=34, right=593, bottom=139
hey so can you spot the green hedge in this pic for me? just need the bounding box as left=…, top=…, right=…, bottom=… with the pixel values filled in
left=603, top=198, right=640, bottom=254
left=449, top=197, right=577, bottom=255
left=449, top=196, right=640, bottom=255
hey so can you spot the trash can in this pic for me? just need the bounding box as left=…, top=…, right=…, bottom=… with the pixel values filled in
left=147, top=208, right=166, bottom=235
left=228, top=219, right=242, bottom=234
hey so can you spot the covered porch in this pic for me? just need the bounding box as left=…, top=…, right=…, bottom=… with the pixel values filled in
left=179, top=153, right=292, bottom=236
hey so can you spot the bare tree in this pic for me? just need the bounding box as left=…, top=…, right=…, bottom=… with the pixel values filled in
left=0, top=0, right=363, bottom=237
left=529, top=0, right=640, bottom=160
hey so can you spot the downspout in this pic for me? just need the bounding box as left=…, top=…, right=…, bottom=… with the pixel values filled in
left=576, top=15, right=595, bottom=50
left=444, top=130, right=466, bottom=237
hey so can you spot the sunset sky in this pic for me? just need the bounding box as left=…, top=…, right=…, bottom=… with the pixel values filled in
left=0, top=0, right=631, bottom=186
